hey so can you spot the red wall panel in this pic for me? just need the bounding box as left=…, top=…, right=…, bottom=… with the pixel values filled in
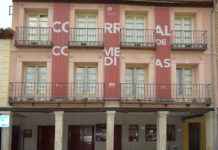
left=52, top=3, right=70, bottom=97
left=104, top=5, right=121, bottom=100
left=155, top=7, right=171, bottom=99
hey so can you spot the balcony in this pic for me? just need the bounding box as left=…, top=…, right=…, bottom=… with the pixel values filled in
left=9, top=82, right=211, bottom=105
left=9, top=82, right=104, bottom=103
left=69, top=28, right=104, bottom=48
left=121, top=28, right=156, bottom=49
left=15, top=27, right=52, bottom=48
left=121, top=83, right=211, bottom=104
left=171, top=30, right=207, bottom=51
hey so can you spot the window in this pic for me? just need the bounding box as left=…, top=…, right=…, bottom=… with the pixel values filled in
left=75, top=11, right=97, bottom=42
left=145, top=124, right=176, bottom=142
left=176, top=67, right=193, bottom=96
left=174, top=16, right=193, bottom=44
left=26, top=12, right=49, bottom=42
left=124, top=13, right=145, bottom=43
left=129, top=125, right=139, bottom=142
left=124, top=67, right=145, bottom=99
left=80, top=126, right=93, bottom=144
left=23, top=63, right=47, bottom=97
left=95, top=124, right=106, bottom=142
left=167, top=125, right=176, bottom=141
left=145, top=124, right=156, bottom=142
left=74, top=66, right=97, bottom=98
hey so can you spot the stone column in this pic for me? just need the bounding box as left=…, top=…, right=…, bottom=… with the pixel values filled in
left=106, top=111, right=116, bottom=150
left=54, top=111, right=64, bottom=150
left=157, top=111, right=168, bottom=150
left=1, top=111, right=12, bottom=150
left=205, top=111, right=216, bottom=150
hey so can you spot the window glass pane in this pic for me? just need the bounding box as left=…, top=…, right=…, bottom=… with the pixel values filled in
left=145, top=125, right=156, bottom=142
left=25, top=67, right=37, bottom=82
left=87, top=68, right=97, bottom=81
left=74, top=66, right=97, bottom=98
left=38, top=67, right=47, bottom=82
left=124, top=67, right=145, bottom=99
left=174, top=16, right=193, bottom=44
left=129, top=125, right=139, bottom=142
left=75, top=13, right=97, bottom=42
left=125, top=14, right=145, bottom=43
left=27, top=13, right=48, bottom=42
left=24, top=65, right=47, bottom=97
left=75, top=68, right=85, bottom=81
left=176, top=67, right=193, bottom=96
left=125, top=69, right=133, bottom=82
left=135, top=69, right=144, bottom=82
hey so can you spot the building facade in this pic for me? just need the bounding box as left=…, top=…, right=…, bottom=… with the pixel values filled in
left=1, top=0, right=217, bottom=150
left=0, top=29, right=13, bottom=150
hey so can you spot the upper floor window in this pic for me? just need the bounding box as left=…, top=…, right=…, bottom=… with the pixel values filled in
left=125, top=13, right=145, bottom=29
left=26, top=13, right=48, bottom=28
left=123, top=66, right=146, bottom=99
left=74, top=11, right=98, bottom=42
left=74, top=65, right=98, bottom=98
left=23, top=63, right=47, bottom=98
left=176, top=67, right=194, bottom=96
left=174, top=15, right=194, bottom=44
left=123, top=12, right=146, bottom=43
left=25, top=10, right=49, bottom=43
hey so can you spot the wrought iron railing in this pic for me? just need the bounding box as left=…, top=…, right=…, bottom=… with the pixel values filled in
left=69, top=28, right=104, bottom=47
left=9, top=82, right=211, bottom=104
left=121, top=28, right=156, bottom=48
left=15, top=27, right=52, bottom=47
left=9, top=82, right=104, bottom=102
left=121, top=83, right=211, bottom=103
left=171, top=30, right=207, bottom=50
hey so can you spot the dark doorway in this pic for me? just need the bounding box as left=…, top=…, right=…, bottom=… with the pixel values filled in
left=37, top=126, right=54, bottom=150
left=12, top=126, right=21, bottom=150
left=189, top=123, right=201, bottom=150
left=114, top=125, right=122, bottom=150
left=68, top=125, right=94, bottom=150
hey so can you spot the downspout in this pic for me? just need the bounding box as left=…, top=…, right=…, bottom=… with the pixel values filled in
left=210, top=0, right=218, bottom=150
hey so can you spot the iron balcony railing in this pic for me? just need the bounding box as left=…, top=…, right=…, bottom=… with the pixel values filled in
left=9, top=82, right=211, bottom=104
left=15, top=27, right=52, bottom=47
left=9, top=82, right=104, bottom=102
left=171, top=30, right=207, bottom=50
left=121, top=83, right=211, bottom=104
left=69, top=28, right=104, bottom=47
left=121, top=28, right=156, bottom=49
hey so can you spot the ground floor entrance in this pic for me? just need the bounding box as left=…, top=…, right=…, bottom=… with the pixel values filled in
left=0, top=111, right=215, bottom=150
left=189, top=123, right=201, bottom=150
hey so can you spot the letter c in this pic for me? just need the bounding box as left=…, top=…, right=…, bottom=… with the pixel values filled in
left=52, top=46, right=61, bottom=56
left=60, top=46, right=68, bottom=56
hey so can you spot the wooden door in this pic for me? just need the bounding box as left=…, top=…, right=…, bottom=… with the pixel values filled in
left=114, top=125, right=122, bottom=150
left=38, top=126, right=54, bottom=150
left=189, top=123, right=200, bottom=150
left=68, top=126, right=94, bottom=150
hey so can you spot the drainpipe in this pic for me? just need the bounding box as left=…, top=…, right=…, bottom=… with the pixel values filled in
left=210, top=0, right=218, bottom=149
